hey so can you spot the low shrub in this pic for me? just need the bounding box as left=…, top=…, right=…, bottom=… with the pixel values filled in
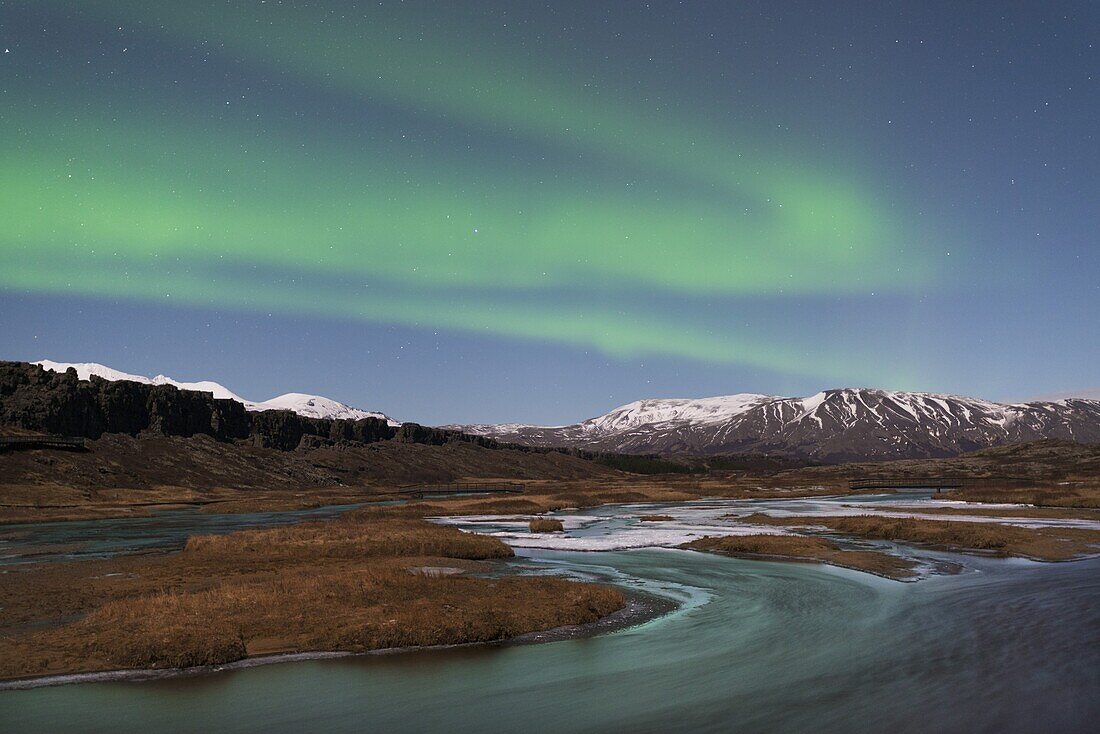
left=529, top=518, right=564, bottom=533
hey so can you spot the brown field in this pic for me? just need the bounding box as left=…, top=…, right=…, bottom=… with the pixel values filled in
left=0, top=433, right=621, bottom=494
left=0, top=473, right=847, bottom=525
left=4, top=436, right=1100, bottom=526
left=737, top=513, right=1100, bottom=561
left=529, top=518, right=564, bottom=532
left=0, top=514, right=623, bottom=681
left=899, top=505, right=1100, bottom=520
left=181, top=517, right=512, bottom=561
left=682, top=534, right=918, bottom=580
left=940, top=484, right=1100, bottom=509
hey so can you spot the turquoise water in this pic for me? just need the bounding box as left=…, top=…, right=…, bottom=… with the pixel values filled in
left=0, top=491, right=499, bottom=565
left=3, top=546, right=1098, bottom=732
left=0, top=503, right=367, bottom=565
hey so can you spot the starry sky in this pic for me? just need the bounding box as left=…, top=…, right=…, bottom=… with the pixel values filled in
left=1, top=1, right=1097, bottom=424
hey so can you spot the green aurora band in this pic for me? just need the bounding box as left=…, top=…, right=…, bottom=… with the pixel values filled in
left=1, top=1, right=942, bottom=383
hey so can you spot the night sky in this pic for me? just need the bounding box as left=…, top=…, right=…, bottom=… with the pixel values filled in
left=1, top=1, right=1097, bottom=424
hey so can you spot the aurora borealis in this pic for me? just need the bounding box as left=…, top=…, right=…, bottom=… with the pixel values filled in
left=2, top=1, right=1098, bottom=423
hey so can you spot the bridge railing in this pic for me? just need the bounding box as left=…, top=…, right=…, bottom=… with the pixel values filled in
left=848, top=477, right=1033, bottom=491
left=394, top=482, right=525, bottom=497
left=0, top=436, right=86, bottom=451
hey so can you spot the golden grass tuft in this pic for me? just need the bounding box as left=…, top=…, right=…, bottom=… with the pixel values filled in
left=529, top=518, right=564, bottom=533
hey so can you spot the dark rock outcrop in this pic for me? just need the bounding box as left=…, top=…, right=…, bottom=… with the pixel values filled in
left=0, top=361, right=400, bottom=450
left=247, top=410, right=398, bottom=451
left=0, top=361, right=251, bottom=441
left=393, top=423, right=500, bottom=449
left=0, top=362, right=600, bottom=462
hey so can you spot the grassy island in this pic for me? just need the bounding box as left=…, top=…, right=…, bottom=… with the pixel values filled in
left=737, top=513, right=1100, bottom=561
left=0, top=513, right=623, bottom=681
left=682, top=534, right=919, bottom=580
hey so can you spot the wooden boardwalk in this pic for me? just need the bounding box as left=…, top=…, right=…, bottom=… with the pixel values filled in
left=848, top=478, right=967, bottom=491
left=848, top=477, right=1034, bottom=492
left=0, top=436, right=86, bottom=451
left=394, top=482, right=525, bottom=498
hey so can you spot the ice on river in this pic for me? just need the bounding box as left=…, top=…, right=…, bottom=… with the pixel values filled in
left=431, top=494, right=1100, bottom=552
left=435, top=507, right=797, bottom=551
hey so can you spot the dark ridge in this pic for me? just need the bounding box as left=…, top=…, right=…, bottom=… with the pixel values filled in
left=0, top=361, right=481, bottom=451
left=0, top=362, right=694, bottom=474
left=0, top=362, right=822, bottom=478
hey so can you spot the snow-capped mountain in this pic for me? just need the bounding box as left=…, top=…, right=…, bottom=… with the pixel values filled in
left=251, top=393, right=393, bottom=422
left=448, top=389, right=1100, bottom=461
left=34, top=360, right=398, bottom=425
left=34, top=360, right=250, bottom=402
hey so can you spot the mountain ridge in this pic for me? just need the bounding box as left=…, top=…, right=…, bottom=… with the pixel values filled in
left=447, top=388, right=1100, bottom=461
left=27, top=361, right=1100, bottom=462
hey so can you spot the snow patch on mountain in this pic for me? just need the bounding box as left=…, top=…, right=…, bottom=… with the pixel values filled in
left=584, top=394, right=772, bottom=433
left=453, top=387, right=1100, bottom=460
left=253, top=393, right=391, bottom=422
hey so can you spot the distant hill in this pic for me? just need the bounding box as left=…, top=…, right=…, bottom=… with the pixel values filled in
left=448, top=389, right=1100, bottom=461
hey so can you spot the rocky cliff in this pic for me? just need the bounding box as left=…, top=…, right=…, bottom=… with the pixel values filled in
left=0, top=361, right=466, bottom=451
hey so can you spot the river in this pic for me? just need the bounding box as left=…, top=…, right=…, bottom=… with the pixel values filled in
left=2, top=496, right=1098, bottom=733
left=0, top=503, right=367, bottom=565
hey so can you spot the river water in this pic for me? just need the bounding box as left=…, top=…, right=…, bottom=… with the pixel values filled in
left=0, top=503, right=367, bottom=565
left=2, top=496, right=1098, bottom=733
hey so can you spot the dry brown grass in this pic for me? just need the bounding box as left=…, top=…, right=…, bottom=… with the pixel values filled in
left=639, top=515, right=675, bottom=522
left=0, top=468, right=843, bottom=526
left=529, top=518, right=564, bottom=532
left=942, top=484, right=1100, bottom=509
left=183, top=517, right=512, bottom=561
left=902, top=505, right=1100, bottom=520
left=338, top=484, right=706, bottom=525
left=62, top=569, right=622, bottom=671
left=682, top=534, right=918, bottom=579
left=0, top=514, right=624, bottom=681
left=739, top=513, right=1100, bottom=561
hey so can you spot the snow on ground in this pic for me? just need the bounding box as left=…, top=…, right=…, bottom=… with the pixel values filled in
left=433, top=501, right=797, bottom=551
left=432, top=494, right=1100, bottom=552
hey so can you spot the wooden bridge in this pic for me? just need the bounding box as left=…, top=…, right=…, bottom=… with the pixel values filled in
left=0, top=436, right=86, bottom=452
left=394, top=482, right=526, bottom=499
left=848, top=477, right=1033, bottom=493
left=848, top=478, right=969, bottom=492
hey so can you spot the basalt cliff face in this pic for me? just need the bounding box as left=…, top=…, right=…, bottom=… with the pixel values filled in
left=0, top=361, right=482, bottom=452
